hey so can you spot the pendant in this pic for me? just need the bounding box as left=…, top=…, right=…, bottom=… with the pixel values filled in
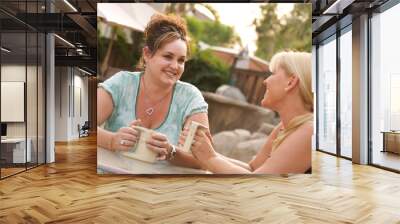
left=146, top=108, right=154, bottom=116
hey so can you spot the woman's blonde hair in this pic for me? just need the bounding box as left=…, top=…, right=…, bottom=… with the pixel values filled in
left=269, top=50, right=313, bottom=112
left=269, top=51, right=313, bottom=151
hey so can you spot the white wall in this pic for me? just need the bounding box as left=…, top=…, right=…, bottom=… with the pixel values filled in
left=1, top=65, right=26, bottom=142
left=1, top=65, right=26, bottom=82
left=75, top=71, right=89, bottom=139
left=1, top=64, right=46, bottom=164
left=1, top=65, right=29, bottom=138
left=55, top=67, right=68, bottom=141
left=54, top=67, right=89, bottom=141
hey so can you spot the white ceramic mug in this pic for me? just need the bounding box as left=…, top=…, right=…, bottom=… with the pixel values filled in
left=182, top=121, right=207, bottom=154
left=121, top=126, right=157, bottom=163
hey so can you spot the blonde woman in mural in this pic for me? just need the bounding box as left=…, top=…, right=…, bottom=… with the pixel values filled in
left=187, top=51, right=313, bottom=174
left=97, top=13, right=209, bottom=171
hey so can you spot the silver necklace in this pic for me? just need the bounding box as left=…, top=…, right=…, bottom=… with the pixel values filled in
left=141, top=75, right=171, bottom=116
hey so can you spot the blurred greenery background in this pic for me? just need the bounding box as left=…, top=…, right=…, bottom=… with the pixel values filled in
left=98, top=3, right=311, bottom=92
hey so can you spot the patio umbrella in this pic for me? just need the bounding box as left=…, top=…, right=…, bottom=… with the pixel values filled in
left=97, top=3, right=158, bottom=76
left=97, top=3, right=157, bottom=32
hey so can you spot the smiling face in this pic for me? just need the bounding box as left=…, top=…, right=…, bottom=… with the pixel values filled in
left=144, top=39, right=187, bottom=86
left=261, top=66, right=292, bottom=110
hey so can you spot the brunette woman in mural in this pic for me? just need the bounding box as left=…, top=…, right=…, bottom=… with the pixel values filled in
left=97, top=13, right=209, bottom=170
left=187, top=51, right=313, bottom=174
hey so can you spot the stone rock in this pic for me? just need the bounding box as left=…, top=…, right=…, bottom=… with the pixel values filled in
left=233, top=129, right=251, bottom=140
left=215, top=85, right=247, bottom=102
left=212, top=129, right=251, bottom=157
left=249, top=132, right=267, bottom=140
left=203, top=92, right=276, bottom=134
left=257, top=122, right=276, bottom=135
left=212, top=128, right=267, bottom=162
left=230, top=138, right=267, bottom=162
left=212, top=131, right=243, bottom=157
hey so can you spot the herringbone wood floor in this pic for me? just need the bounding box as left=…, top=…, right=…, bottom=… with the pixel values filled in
left=1, top=135, right=400, bottom=223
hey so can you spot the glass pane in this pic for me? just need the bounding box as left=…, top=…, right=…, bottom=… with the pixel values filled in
left=1, top=31, right=27, bottom=177
left=317, top=37, right=337, bottom=154
left=38, top=33, right=45, bottom=165
left=340, top=28, right=352, bottom=158
left=0, top=1, right=46, bottom=178
left=27, top=31, right=38, bottom=169
left=371, top=4, right=400, bottom=171
left=27, top=0, right=39, bottom=168
left=312, top=45, right=317, bottom=151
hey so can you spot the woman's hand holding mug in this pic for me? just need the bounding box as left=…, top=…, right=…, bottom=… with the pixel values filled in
left=110, top=119, right=142, bottom=151
left=191, top=130, right=217, bottom=163
left=146, top=132, right=171, bottom=160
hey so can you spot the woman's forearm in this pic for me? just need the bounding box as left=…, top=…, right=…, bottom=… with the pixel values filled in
left=219, top=154, right=252, bottom=170
left=218, top=153, right=252, bottom=171
left=97, top=126, right=115, bottom=151
left=205, top=156, right=251, bottom=174
left=169, top=149, right=202, bottom=169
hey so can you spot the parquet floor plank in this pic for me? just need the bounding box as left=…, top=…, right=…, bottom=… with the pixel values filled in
left=0, top=135, right=399, bottom=223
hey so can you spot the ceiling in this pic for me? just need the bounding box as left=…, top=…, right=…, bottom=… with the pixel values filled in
left=0, top=0, right=103, bottom=74
left=2, top=0, right=394, bottom=73
left=312, top=0, right=390, bottom=43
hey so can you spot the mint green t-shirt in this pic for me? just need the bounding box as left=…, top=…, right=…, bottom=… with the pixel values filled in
left=98, top=71, right=208, bottom=145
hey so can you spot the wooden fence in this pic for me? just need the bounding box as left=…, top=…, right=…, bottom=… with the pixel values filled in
left=231, top=68, right=271, bottom=105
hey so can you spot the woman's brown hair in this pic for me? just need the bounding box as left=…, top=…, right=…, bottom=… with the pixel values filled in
left=139, top=13, right=189, bottom=69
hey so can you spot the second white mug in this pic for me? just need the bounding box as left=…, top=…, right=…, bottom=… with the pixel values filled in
left=182, top=121, right=207, bottom=154
left=121, top=126, right=157, bottom=163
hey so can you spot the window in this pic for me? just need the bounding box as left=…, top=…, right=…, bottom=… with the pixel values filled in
left=0, top=1, right=46, bottom=179
left=371, top=2, right=400, bottom=171
left=339, top=27, right=352, bottom=158
left=317, top=35, right=337, bottom=154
